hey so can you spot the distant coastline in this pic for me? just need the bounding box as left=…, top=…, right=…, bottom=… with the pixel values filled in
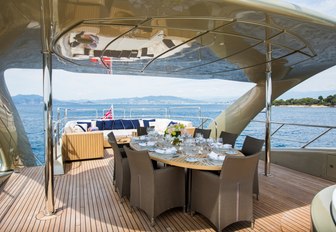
left=273, top=95, right=336, bottom=107
left=274, top=105, right=329, bottom=108
left=11, top=94, right=227, bottom=105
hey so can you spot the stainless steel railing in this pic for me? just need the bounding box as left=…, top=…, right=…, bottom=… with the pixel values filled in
left=54, top=106, right=219, bottom=145
left=54, top=107, right=335, bottom=149
left=251, top=120, right=336, bottom=148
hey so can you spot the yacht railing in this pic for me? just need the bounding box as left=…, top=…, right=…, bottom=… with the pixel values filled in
left=251, top=120, right=336, bottom=148
left=54, top=107, right=335, bottom=150
left=54, top=106, right=219, bottom=145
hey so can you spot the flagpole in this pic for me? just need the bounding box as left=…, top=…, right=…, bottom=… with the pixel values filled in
left=111, top=104, right=114, bottom=119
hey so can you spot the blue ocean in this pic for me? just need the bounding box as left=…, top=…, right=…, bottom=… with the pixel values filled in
left=16, top=103, right=336, bottom=164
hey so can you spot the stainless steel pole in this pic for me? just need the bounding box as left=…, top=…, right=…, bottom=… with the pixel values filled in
left=43, top=51, right=54, bottom=215
left=41, top=0, right=54, bottom=215
left=265, top=41, right=272, bottom=176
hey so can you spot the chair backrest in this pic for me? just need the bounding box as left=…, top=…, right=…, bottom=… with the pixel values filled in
left=124, top=146, right=154, bottom=178
left=219, top=154, right=258, bottom=186
left=219, top=131, right=238, bottom=147
left=107, top=131, right=117, bottom=144
left=107, top=131, right=123, bottom=161
left=193, top=128, right=211, bottom=139
left=137, top=126, right=147, bottom=136
left=241, top=136, right=264, bottom=156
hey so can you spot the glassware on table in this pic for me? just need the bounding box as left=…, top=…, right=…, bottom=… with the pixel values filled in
left=223, top=144, right=232, bottom=149
left=146, top=126, right=155, bottom=135
left=195, top=133, right=203, bottom=139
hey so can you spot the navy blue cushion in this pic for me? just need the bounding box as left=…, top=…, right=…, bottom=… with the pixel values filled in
left=168, top=121, right=177, bottom=126
left=96, top=120, right=103, bottom=130
left=77, top=121, right=92, bottom=129
left=104, top=120, right=113, bottom=130
left=131, top=119, right=140, bottom=129
left=113, top=119, right=124, bottom=130
left=143, top=119, right=155, bottom=128
left=122, top=120, right=133, bottom=129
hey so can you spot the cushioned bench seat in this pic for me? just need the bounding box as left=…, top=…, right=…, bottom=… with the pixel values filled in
left=63, top=118, right=194, bottom=149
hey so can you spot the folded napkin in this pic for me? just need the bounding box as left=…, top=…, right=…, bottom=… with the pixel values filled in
left=155, top=147, right=177, bottom=154
left=208, top=151, right=226, bottom=161
left=147, top=141, right=156, bottom=146
left=139, top=141, right=156, bottom=146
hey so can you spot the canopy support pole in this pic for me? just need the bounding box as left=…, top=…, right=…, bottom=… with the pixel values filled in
left=41, top=0, right=54, bottom=215
left=264, top=40, right=272, bottom=176
left=43, top=51, right=54, bottom=215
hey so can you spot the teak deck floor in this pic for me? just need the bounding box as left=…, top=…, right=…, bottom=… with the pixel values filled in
left=0, top=149, right=334, bottom=232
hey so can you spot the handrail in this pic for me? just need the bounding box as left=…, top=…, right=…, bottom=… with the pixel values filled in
left=55, top=108, right=334, bottom=149
left=55, top=106, right=218, bottom=138
left=252, top=120, right=336, bottom=148
left=130, top=107, right=168, bottom=118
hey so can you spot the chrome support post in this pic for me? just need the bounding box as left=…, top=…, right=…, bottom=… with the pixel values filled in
left=43, top=51, right=55, bottom=215
left=41, top=0, right=54, bottom=215
left=264, top=41, right=272, bottom=176
left=57, top=107, right=60, bottom=146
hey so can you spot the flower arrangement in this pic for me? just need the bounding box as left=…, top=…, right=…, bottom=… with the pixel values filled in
left=164, top=123, right=185, bottom=145
left=164, top=123, right=185, bottom=137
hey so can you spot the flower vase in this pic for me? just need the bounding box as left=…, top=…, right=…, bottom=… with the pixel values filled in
left=172, top=137, right=181, bottom=146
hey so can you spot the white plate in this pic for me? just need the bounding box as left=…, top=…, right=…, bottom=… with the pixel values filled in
left=155, top=149, right=176, bottom=155
left=139, top=141, right=156, bottom=146
left=226, top=150, right=238, bottom=155
left=185, top=157, right=199, bottom=163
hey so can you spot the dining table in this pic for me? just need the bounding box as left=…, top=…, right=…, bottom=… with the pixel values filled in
left=129, top=134, right=244, bottom=211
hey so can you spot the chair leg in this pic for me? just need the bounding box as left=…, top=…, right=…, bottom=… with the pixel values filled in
left=150, top=218, right=155, bottom=227
left=251, top=218, right=255, bottom=229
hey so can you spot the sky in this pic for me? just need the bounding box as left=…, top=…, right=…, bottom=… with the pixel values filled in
left=4, top=0, right=336, bottom=101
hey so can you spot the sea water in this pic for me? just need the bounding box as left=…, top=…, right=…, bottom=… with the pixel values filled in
left=15, top=103, right=336, bottom=164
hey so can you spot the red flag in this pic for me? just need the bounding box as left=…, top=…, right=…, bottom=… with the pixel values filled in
left=103, top=107, right=113, bottom=119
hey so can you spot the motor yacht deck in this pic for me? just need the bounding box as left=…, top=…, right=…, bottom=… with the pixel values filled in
left=0, top=149, right=333, bottom=231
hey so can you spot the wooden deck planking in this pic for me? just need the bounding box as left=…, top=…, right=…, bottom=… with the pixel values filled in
left=0, top=149, right=334, bottom=232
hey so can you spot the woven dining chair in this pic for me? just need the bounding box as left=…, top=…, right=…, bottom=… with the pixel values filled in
left=193, top=128, right=212, bottom=139
left=191, top=154, right=259, bottom=231
left=219, top=131, right=239, bottom=147
left=137, top=126, right=147, bottom=136
left=241, top=135, right=264, bottom=199
left=108, top=132, right=130, bottom=200
left=124, top=146, right=185, bottom=226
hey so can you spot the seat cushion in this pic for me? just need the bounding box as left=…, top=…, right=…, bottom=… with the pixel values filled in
left=96, top=120, right=104, bottom=130
left=123, top=120, right=134, bottom=129
left=104, top=120, right=113, bottom=130
left=77, top=121, right=92, bottom=129
left=143, top=119, right=155, bottom=128
left=113, top=119, right=124, bottom=129
left=131, top=119, right=140, bottom=129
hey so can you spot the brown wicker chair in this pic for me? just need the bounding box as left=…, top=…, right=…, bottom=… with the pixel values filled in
left=124, top=146, right=185, bottom=226
left=191, top=154, right=259, bottom=231
left=219, top=131, right=239, bottom=147
left=241, top=136, right=264, bottom=199
left=193, top=128, right=211, bottom=139
left=137, top=126, right=147, bottom=136
left=108, top=132, right=130, bottom=199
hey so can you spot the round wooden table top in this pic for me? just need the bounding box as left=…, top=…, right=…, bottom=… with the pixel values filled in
left=130, top=142, right=244, bottom=171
